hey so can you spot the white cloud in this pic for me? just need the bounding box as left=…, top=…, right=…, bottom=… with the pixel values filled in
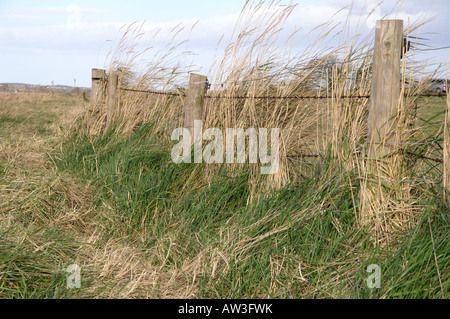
left=0, top=2, right=443, bottom=55
left=0, top=6, right=110, bottom=17
left=0, top=22, right=123, bottom=53
left=0, top=1, right=448, bottom=86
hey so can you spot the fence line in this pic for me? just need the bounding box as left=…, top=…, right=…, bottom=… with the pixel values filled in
left=404, top=151, right=443, bottom=163
left=285, top=149, right=443, bottom=164
left=89, top=19, right=450, bottom=234
left=118, top=83, right=446, bottom=163
left=369, top=137, right=443, bottom=146
left=358, top=176, right=449, bottom=183
left=283, top=154, right=446, bottom=183
left=113, top=76, right=446, bottom=166
left=120, top=87, right=186, bottom=97
left=118, top=85, right=446, bottom=101
left=205, top=94, right=371, bottom=100
left=119, top=85, right=372, bottom=100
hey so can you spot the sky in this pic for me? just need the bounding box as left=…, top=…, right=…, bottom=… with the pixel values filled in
left=0, top=0, right=449, bottom=87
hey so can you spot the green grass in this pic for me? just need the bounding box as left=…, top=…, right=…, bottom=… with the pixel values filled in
left=0, top=115, right=27, bottom=125
left=0, top=93, right=93, bottom=298
left=54, top=120, right=449, bottom=299
left=416, top=96, right=447, bottom=135
left=1, top=93, right=448, bottom=299
left=0, top=111, right=56, bottom=137
left=0, top=226, right=88, bottom=298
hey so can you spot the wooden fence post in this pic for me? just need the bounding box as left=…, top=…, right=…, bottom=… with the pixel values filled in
left=367, top=20, right=403, bottom=157
left=360, top=20, right=403, bottom=232
left=444, top=93, right=450, bottom=197
left=184, top=73, right=208, bottom=144
left=91, top=68, right=106, bottom=111
left=106, top=71, right=119, bottom=127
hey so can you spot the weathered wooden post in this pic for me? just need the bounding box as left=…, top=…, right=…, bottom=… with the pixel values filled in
left=360, top=20, right=403, bottom=233
left=106, top=71, right=119, bottom=127
left=367, top=20, right=403, bottom=157
left=91, top=68, right=106, bottom=111
left=444, top=93, right=450, bottom=197
left=184, top=73, right=208, bottom=144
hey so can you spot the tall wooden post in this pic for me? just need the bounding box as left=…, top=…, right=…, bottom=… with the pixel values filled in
left=106, top=71, right=119, bottom=127
left=184, top=73, right=208, bottom=143
left=444, top=92, right=450, bottom=197
left=360, top=20, right=403, bottom=234
left=91, top=68, right=106, bottom=111
left=367, top=20, right=403, bottom=157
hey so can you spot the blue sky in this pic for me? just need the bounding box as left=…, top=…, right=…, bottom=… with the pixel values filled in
left=0, top=0, right=449, bottom=87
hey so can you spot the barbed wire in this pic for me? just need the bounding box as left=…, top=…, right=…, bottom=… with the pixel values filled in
left=404, top=151, right=443, bottom=163
left=358, top=175, right=449, bottom=183
left=415, top=46, right=450, bottom=52
left=120, top=87, right=186, bottom=97
left=285, top=154, right=321, bottom=158
left=368, top=136, right=443, bottom=146
left=285, top=149, right=443, bottom=165
left=283, top=155, right=446, bottom=183
left=410, top=92, right=447, bottom=98
left=120, top=86, right=372, bottom=100
left=120, top=85, right=447, bottom=101
left=284, top=154, right=446, bottom=183
left=120, top=84, right=445, bottom=161
left=119, top=85, right=446, bottom=183
left=204, top=94, right=371, bottom=100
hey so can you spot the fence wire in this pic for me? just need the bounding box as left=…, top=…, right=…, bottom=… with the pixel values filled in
left=119, top=86, right=372, bottom=100
left=120, top=87, right=186, bottom=97
left=284, top=153, right=446, bottom=184
left=119, top=86, right=447, bottom=100
left=119, top=83, right=447, bottom=176
left=285, top=149, right=443, bottom=164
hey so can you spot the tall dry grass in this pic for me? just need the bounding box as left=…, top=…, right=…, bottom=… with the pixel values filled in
left=82, top=0, right=446, bottom=239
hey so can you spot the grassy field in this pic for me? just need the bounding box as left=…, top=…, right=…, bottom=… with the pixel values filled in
left=0, top=92, right=448, bottom=298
